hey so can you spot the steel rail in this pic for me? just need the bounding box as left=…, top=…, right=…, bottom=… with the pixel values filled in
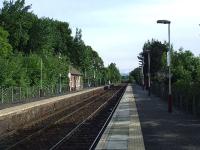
left=5, top=90, right=111, bottom=150
left=49, top=86, right=125, bottom=150
left=89, top=85, right=126, bottom=150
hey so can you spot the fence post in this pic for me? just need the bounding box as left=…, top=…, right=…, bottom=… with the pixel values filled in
left=19, top=87, right=22, bottom=101
left=26, top=87, right=29, bottom=100
left=11, top=87, right=14, bottom=103
left=38, top=87, right=40, bottom=97
left=186, top=96, right=189, bottom=112
left=174, top=93, right=177, bottom=106
left=32, top=86, right=34, bottom=98
left=193, top=95, right=196, bottom=116
left=180, top=95, right=182, bottom=109
left=51, top=85, right=54, bottom=95
left=1, top=87, right=3, bottom=104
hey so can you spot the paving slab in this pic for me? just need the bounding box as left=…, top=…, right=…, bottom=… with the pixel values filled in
left=96, top=85, right=145, bottom=150
left=0, top=87, right=103, bottom=117
left=0, top=87, right=104, bottom=136
left=134, top=84, right=200, bottom=150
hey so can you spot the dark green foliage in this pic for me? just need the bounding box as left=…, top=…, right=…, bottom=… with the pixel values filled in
left=0, top=54, right=28, bottom=87
left=171, top=49, right=200, bottom=95
left=107, top=63, right=121, bottom=83
left=27, top=17, right=54, bottom=54
left=129, top=67, right=141, bottom=84
left=0, top=0, right=121, bottom=87
left=121, top=75, right=129, bottom=83
left=135, top=39, right=200, bottom=87
left=52, top=20, right=72, bottom=56
left=134, top=39, right=168, bottom=85
left=0, top=0, right=34, bottom=52
left=132, top=38, right=200, bottom=113
left=142, top=39, right=168, bottom=81
left=0, top=26, right=12, bottom=57
left=172, top=49, right=199, bottom=82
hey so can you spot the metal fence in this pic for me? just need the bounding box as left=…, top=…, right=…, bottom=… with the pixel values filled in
left=151, top=82, right=200, bottom=116
left=0, top=81, right=106, bottom=106
left=151, top=82, right=168, bottom=101
left=0, top=84, right=70, bottom=104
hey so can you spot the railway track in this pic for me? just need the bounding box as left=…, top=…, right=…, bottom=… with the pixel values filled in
left=0, top=89, right=107, bottom=149
left=50, top=85, right=126, bottom=150
left=0, top=85, right=126, bottom=150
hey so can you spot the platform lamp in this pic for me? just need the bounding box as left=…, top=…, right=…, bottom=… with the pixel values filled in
left=143, top=50, right=151, bottom=96
left=138, top=57, right=144, bottom=90
left=157, top=19, right=172, bottom=113
left=40, top=58, right=43, bottom=97
left=58, top=53, right=62, bottom=94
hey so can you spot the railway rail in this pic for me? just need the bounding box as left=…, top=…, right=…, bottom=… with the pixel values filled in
left=51, top=85, right=126, bottom=150
left=0, top=89, right=107, bottom=149
left=0, top=84, right=126, bottom=150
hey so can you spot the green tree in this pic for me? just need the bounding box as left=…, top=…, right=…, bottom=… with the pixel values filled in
left=142, top=39, right=168, bottom=80
left=0, top=0, right=34, bottom=52
left=172, top=49, right=199, bottom=82
left=27, top=17, right=54, bottom=55
left=107, top=63, right=121, bottom=84
left=0, top=26, right=12, bottom=57
left=52, top=20, right=73, bottom=57
left=0, top=54, right=28, bottom=87
left=0, top=0, right=112, bottom=88
left=129, top=67, right=141, bottom=84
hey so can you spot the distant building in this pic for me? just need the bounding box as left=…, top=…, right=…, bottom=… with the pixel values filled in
left=68, top=67, right=83, bottom=91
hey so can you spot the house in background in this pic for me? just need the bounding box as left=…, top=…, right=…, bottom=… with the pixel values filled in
left=68, top=67, right=83, bottom=91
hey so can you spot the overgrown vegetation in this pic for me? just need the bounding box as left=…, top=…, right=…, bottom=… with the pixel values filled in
left=0, top=0, right=121, bottom=88
left=130, top=39, right=200, bottom=114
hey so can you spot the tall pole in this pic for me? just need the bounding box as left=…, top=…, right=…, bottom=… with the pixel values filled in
left=148, top=52, right=151, bottom=96
left=59, top=53, right=62, bottom=93
left=59, top=73, right=62, bottom=93
left=84, top=69, right=86, bottom=88
left=40, top=58, right=43, bottom=96
left=93, top=59, right=96, bottom=87
left=141, top=57, right=145, bottom=90
left=68, top=65, right=71, bottom=91
left=168, top=23, right=172, bottom=113
left=93, top=70, right=96, bottom=87
left=157, top=19, right=172, bottom=113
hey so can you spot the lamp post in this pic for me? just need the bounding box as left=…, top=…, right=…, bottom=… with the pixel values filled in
left=68, top=64, right=72, bottom=91
left=93, top=70, right=96, bottom=87
left=157, top=19, right=172, bottom=113
left=144, top=50, right=151, bottom=96
left=93, top=60, right=96, bottom=87
left=40, top=58, right=43, bottom=97
left=58, top=53, right=62, bottom=93
left=139, top=57, right=145, bottom=90
left=59, top=73, right=62, bottom=93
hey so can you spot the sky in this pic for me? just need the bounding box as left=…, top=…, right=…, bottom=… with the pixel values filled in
left=1, top=0, right=200, bottom=74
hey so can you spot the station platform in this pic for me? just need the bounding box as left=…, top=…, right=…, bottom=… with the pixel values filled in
left=96, top=85, right=145, bottom=150
left=133, top=84, right=200, bottom=150
left=0, top=87, right=104, bottom=137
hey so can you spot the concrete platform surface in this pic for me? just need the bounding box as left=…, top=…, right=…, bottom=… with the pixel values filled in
left=96, top=85, right=145, bottom=150
left=0, top=87, right=102, bottom=117
left=134, top=84, right=200, bottom=150
left=0, top=87, right=104, bottom=136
